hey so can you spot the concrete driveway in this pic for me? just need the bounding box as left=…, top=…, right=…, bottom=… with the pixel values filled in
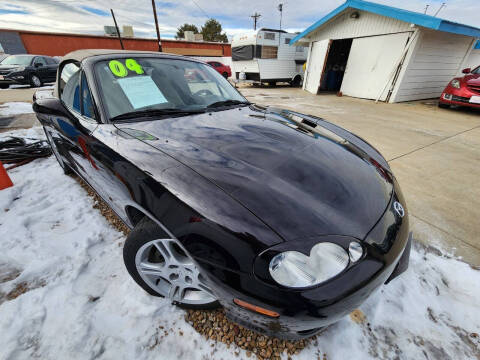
left=240, top=85, right=480, bottom=265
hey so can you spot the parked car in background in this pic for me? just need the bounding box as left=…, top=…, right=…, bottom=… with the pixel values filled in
left=207, top=60, right=231, bottom=78
left=0, top=54, right=58, bottom=88
left=439, top=66, right=480, bottom=109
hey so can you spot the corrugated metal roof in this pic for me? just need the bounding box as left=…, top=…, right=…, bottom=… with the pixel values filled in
left=290, top=0, right=480, bottom=45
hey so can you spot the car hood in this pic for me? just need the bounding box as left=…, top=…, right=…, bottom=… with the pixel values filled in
left=114, top=106, right=393, bottom=241
left=0, top=65, right=20, bottom=72
left=464, top=73, right=480, bottom=86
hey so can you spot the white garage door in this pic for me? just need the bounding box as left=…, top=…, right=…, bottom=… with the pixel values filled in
left=304, top=39, right=331, bottom=94
left=341, top=32, right=412, bottom=101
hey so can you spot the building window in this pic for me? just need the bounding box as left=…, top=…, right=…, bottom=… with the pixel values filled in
left=261, top=46, right=278, bottom=59
left=264, top=32, right=275, bottom=40
left=285, top=38, right=291, bottom=44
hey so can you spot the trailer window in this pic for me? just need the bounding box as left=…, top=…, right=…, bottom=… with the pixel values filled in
left=261, top=46, right=278, bottom=59
left=232, top=45, right=254, bottom=61
left=296, top=46, right=306, bottom=52
left=264, top=32, right=275, bottom=40
left=285, top=38, right=291, bottom=44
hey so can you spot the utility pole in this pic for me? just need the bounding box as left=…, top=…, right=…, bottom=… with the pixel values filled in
left=110, top=9, right=124, bottom=50
left=250, top=12, right=261, bottom=31
left=278, top=3, right=284, bottom=30
left=151, top=0, right=162, bottom=52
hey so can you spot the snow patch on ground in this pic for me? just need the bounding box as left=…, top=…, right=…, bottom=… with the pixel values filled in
left=0, top=127, right=479, bottom=360
left=0, top=102, right=33, bottom=116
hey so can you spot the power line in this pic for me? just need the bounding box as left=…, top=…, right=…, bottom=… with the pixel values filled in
left=434, top=2, right=446, bottom=17
left=191, top=0, right=210, bottom=19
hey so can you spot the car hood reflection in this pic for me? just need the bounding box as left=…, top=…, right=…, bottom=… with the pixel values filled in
left=114, top=106, right=393, bottom=241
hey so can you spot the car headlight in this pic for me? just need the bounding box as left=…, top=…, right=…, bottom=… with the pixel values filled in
left=269, top=242, right=351, bottom=288
left=450, top=79, right=461, bottom=89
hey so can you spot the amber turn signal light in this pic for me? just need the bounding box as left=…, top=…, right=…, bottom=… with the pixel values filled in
left=233, top=298, right=280, bottom=318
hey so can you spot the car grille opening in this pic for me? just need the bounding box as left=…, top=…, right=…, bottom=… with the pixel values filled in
left=451, top=95, right=470, bottom=103
left=468, top=85, right=480, bottom=94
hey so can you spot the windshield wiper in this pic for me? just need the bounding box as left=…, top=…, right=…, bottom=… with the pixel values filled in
left=111, top=108, right=205, bottom=121
left=206, top=100, right=251, bottom=109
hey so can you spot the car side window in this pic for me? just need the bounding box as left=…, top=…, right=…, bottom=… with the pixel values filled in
left=34, top=57, right=47, bottom=66
left=81, top=72, right=96, bottom=119
left=60, top=62, right=81, bottom=113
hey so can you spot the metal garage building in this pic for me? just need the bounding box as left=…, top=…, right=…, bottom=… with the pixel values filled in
left=291, top=0, right=480, bottom=102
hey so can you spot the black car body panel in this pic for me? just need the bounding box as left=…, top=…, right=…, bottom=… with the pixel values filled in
left=114, top=106, right=393, bottom=242
left=0, top=55, right=58, bottom=86
left=32, top=50, right=411, bottom=340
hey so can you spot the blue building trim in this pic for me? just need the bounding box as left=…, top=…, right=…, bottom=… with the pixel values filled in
left=290, top=0, right=480, bottom=45
left=475, top=40, right=480, bottom=50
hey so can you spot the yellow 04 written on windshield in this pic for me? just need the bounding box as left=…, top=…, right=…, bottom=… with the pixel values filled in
left=108, top=59, right=144, bottom=77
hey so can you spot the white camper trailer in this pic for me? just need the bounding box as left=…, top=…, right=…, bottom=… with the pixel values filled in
left=231, top=28, right=308, bottom=86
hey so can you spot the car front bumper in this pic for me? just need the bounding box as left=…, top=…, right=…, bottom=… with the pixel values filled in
left=0, top=73, right=28, bottom=85
left=201, top=181, right=411, bottom=340
left=439, top=85, right=480, bottom=108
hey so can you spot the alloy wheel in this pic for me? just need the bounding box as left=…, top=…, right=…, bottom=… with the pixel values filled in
left=135, top=238, right=216, bottom=305
left=32, top=75, right=41, bottom=87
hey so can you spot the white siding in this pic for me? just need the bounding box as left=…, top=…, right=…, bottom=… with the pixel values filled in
left=341, top=32, right=411, bottom=101
left=257, top=59, right=299, bottom=80
left=392, top=29, right=474, bottom=102
left=307, top=9, right=412, bottom=42
left=231, top=60, right=259, bottom=74
left=464, top=49, right=480, bottom=70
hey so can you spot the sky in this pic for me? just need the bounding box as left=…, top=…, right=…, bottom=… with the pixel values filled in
left=0, top=0, right=479, bottom=40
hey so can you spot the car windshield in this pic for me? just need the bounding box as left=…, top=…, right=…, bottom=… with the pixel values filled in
left=94, top=57, right=247, bottom=120
left=1, top=55, right=34, bottom=65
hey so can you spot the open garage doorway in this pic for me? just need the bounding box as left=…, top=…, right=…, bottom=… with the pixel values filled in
left=319, top=39, right=352, bottom=92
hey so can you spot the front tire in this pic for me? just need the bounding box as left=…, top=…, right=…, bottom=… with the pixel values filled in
left=438, top=102, right=450, bottom=109
left=30, top=74, right=42, bottom=88
left=123, top=217, right=220, bottom=310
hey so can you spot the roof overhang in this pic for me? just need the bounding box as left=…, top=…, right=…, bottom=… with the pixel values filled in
left=290, top=0, right=480, bottom=45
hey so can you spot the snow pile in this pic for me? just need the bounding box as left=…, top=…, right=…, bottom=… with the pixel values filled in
left=0, top=127, right=479, bottom=360
left=0, top=102, right=33, bottom=116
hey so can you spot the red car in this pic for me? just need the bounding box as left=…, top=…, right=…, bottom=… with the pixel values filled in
left=439, top=66, right=480, bottom=109
left=207, top=61, right=231, bottom=79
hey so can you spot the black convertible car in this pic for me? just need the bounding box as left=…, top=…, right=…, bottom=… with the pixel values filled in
left=33, top=49, right=411, bottom=340
left=0, top=54, right=58, bottom=88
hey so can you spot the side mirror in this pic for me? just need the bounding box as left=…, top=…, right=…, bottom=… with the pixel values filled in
left=33, top=97, right=69, bottom=117
left=462, top=68, right=471, bottom=74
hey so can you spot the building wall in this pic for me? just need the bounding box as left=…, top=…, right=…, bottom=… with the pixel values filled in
left=464, top=49, right=480, bottom=70
left=0, top=30, right=26, bottom=54
left=307, top=9, right=412, bottom=42
left=0, top=29, right=231, bottom=57
left=391, top=29, right=474, bottom=102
